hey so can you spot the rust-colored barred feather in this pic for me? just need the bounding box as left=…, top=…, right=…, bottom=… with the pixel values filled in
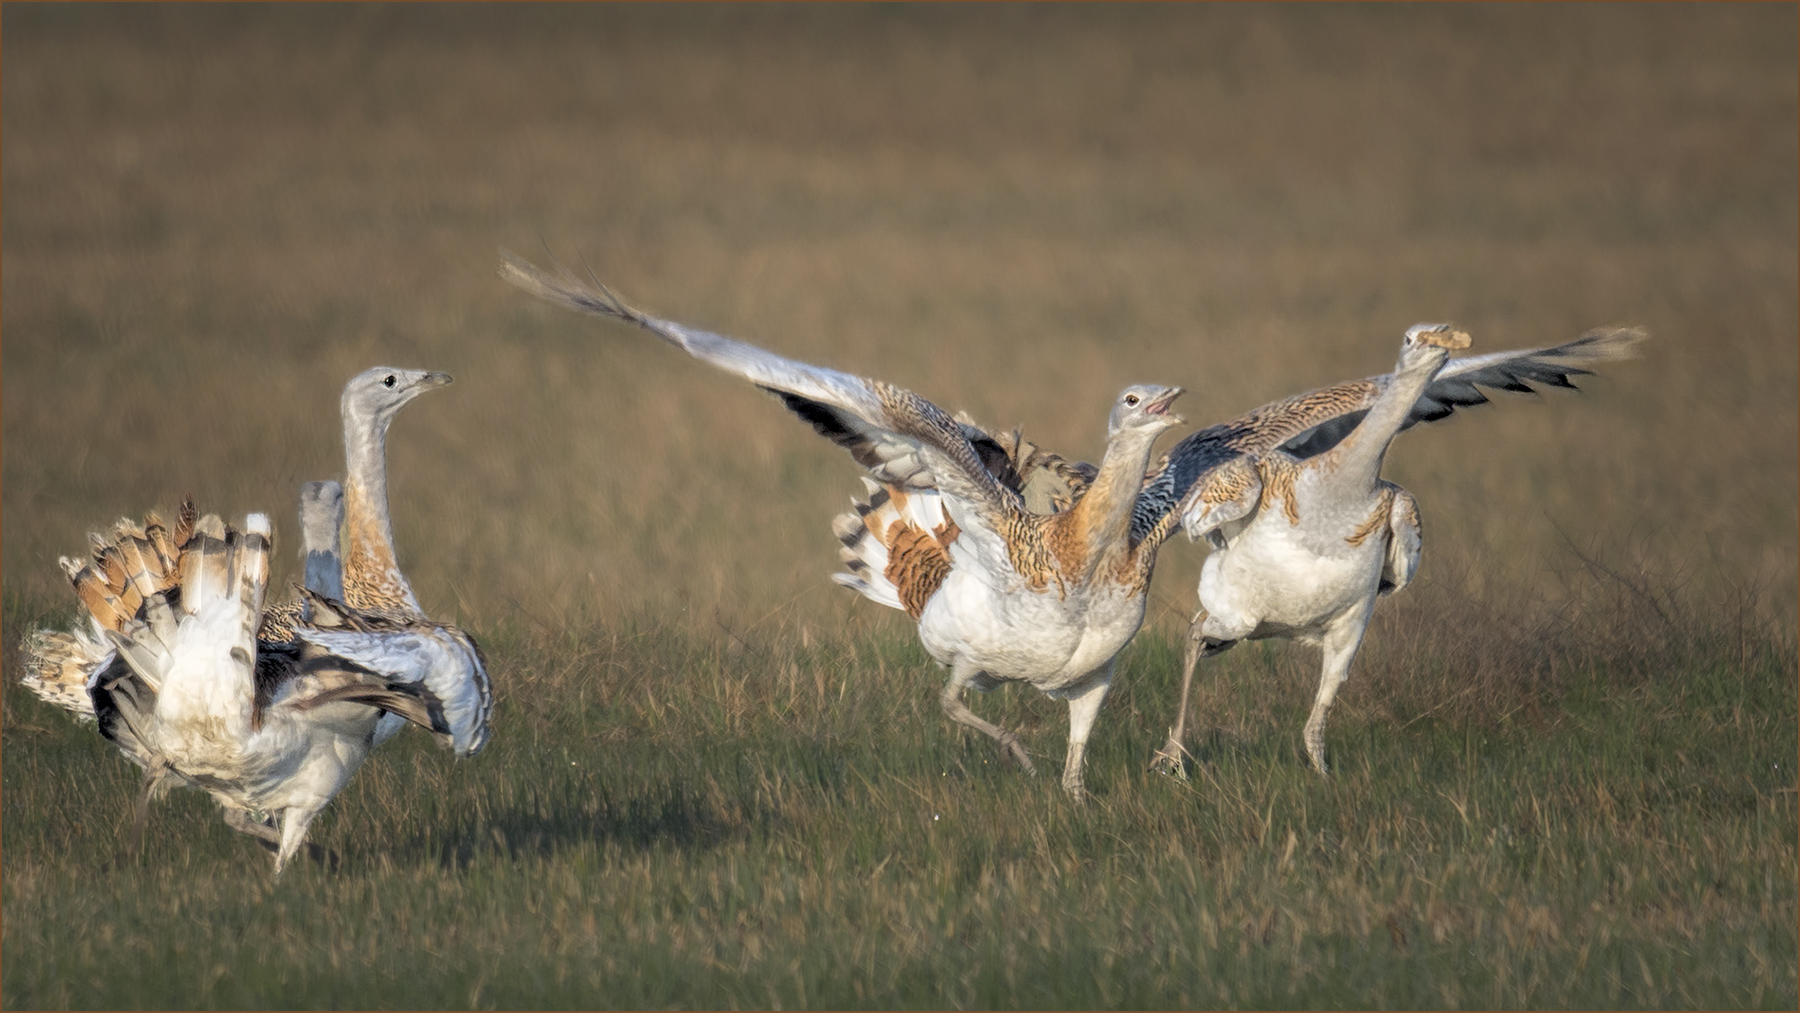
left=880, top=507, right=960, bottom=619
left=57, top=504, right=193, bottom=632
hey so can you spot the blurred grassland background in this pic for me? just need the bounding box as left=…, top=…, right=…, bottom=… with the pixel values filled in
left=3, top=4, right=1796, bottom=1009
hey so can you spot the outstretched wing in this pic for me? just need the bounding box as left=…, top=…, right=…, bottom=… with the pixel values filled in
left=1131, top=325, right=1646, bottom=546
left=499, top=250, right=1027, bottom=560
left=1272, top=326, right=1646, bottom=460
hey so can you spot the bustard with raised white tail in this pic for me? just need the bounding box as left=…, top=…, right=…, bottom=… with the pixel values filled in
left=24, top=506, right=453, bottom=873
left=501, top=252, right=1186, bottom=798
left=20, top=367, right=495, bottom=871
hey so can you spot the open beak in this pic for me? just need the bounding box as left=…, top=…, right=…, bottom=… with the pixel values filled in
left=1146, top=386, right=1185, bottom=424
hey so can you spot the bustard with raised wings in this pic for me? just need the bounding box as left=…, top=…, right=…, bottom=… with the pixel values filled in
left=501, top=251, right=1187, bottom=798
left=1122, top=323, right=1645, bottom=776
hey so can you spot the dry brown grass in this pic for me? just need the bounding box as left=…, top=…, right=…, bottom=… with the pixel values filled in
left=4, top=5, right=1793, bottom=639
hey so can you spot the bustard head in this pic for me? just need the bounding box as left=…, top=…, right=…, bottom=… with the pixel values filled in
left=1399, top=323, right=1472, bottom=373
left=340, top=367, right=453, bottom=437
left=1107, top=384, right=1185, bottom=441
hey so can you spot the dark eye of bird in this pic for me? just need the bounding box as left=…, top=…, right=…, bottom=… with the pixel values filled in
left=383, top=375, right=397, bottom=388
left=1125, top=394, right=1140, bottom=406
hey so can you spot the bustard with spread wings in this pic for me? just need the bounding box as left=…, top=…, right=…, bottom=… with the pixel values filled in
left=1138, top=323, right=1643, bottom=775
left=501, top=251, right=1186, bottom=798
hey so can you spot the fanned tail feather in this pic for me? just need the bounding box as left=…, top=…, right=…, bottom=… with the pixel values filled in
left=177, top=515, right=233, bottom=617
left=23, top=503, right=203, bottom=715
left=105, top=511, right=268, bottom=696
left=832, top=478, right=959, bottom=618
left=21, top=627, right=109, bottom=719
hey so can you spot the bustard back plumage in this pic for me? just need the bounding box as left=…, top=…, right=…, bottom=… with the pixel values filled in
left=22, top=505, right=455, bottom=873
left=500, top=250, right=1187, bottom=798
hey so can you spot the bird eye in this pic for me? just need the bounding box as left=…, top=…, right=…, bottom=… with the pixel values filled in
left=383, top=374, right=397, bottom=388
left=1125, top=394, right=1140, bottom=406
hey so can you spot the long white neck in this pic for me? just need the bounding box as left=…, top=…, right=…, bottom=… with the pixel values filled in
left=1331, top=351, right=1446, bottom=483
left=1061, top=424, right=1165, bottom=577
left=340, top=407, right=422, bottom=615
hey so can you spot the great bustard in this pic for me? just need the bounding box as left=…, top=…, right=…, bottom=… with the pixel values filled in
left=222, top=369, right=489, bottom=760
left=313, top=367, right=493, bottom=758
left=501, top=252, right=1194, bottom=798
left=1140, top=323, right=1646, bottom=775
left=23, top=505, right=454, bottom=873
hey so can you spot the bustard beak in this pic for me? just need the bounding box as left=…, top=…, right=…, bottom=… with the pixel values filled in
left=1146, top=386, right=1184, bottom=423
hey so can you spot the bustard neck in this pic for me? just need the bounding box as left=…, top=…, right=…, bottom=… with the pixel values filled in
left=1331, top=350, right=1448, bottom=479
left=1054, top=423, right=1166, bottom=579
left=341, top=410, right=422, bottom=615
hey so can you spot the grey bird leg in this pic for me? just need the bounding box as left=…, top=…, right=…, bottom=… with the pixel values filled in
left=940, top=678, right=1035, bottom=775
left=223, top=807, right=283, bottom=850
left=223, top=808, right=339, bottom=870
left=111, top=763, right=172, bottom=868
left=1152, top=610, right=1236, bottom=778
left=1151, top=615, right=1207, bottom=778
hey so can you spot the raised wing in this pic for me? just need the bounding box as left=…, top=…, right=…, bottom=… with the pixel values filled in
left=1131, top=326, right=1645, bottom=546
left=499, top=250, right=1026, bottom=545
left=1272, top=326, right=1646, bottom=460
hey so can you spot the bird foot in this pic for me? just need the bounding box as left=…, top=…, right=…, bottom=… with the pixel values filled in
left=1149, top=738, right=1191, bottom=780
left=996, top=732, right=1036, bottom=775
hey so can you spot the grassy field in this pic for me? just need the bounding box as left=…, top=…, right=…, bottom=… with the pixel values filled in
left=4, top=5, right=1795, bottom=1008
